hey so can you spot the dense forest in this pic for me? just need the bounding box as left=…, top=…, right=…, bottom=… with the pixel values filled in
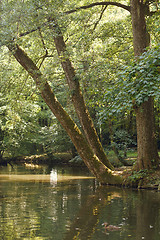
left=0, top=0, right=160, bottom=185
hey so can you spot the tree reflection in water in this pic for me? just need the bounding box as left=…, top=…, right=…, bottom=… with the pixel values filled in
left=0, top=165, right=160, bottom=240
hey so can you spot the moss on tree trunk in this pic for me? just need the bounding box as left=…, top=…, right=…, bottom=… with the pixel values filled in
left=51, top=21, right=113, bottom=170
left=7, top=42, right=121, bottom=185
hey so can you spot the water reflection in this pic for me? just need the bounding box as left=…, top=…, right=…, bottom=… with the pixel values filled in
left=0, top=164, right=160, bottom=240
left=50, top=169, right=58, bottom=185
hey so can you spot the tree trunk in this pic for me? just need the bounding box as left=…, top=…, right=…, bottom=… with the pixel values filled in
left=131, top=0, right=150, bottom=56
left=130, top=0, right=159, bottom=169
left=7, top=42, right=121, bottom=185
left=135, top=98, right=159, bottom=169
left=0, top=127, right=4, bottom=161
left=49, top=21, right=113, bottom=170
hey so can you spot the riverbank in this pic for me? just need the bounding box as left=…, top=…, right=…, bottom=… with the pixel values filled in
left=1, top=152, right=160, bottom=190
left=113, top=166, right=160, bottom=190
left=0, top=152, right=86, bottom=167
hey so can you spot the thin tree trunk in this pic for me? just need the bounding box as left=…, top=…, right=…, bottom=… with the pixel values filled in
left=49, top=21, right=113, bottom=170
left=130, top=0, right=159, bottom=169
left=7, top=42, right=121, bottom=184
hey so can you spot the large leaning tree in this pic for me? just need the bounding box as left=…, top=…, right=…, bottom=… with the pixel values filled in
left=1, top=0, right=159, bottom=184
left=65, top=0, right=160, bottom=170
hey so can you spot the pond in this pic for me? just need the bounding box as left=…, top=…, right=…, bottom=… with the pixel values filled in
left=0, top=164, right=160, bottom=240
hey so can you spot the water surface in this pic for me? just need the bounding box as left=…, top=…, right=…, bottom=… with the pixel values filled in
left=0, top=164, right=160, bottom=240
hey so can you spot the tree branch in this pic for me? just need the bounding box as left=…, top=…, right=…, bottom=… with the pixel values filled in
left=92, top=5, right=107, bottom=31
left=9, top=1, right=159, bottom=40
left=18, top=1, right=130, bottom=38
left=19, top=21, right=48, bottom=38
left=65, top=1, right=131, bottom=14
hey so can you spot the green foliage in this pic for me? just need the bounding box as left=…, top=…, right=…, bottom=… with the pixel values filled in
left=99, top=44, right=160, bottom=121
left=112, top=129, right=136, bottom=151
left=0, top=95, right=39, bottom=157
left=69, top=155, right=84, bottom=166
left=41, top=123, right=74, bottom=154
left=0, top=0, right=160, bottom=160
left=128, top=169, right=149, bottom=183
left=147, top=11, right=160, bottom=45
left=122, top=45, right=160, bottom=106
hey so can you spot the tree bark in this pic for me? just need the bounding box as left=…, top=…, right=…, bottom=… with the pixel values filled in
left=7, top=42, right=121, bottom=184
left=135, top=98, right=159, bottom=169
left=131, top=0, right=149, bottom=56
left=49, top=21, right=113, bottom=170
left=130, top=0, right=159, bottom=169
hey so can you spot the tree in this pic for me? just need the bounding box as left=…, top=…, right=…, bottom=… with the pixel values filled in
left=1, top=0, right=159, bottom=184
left=7, top=42, right=121, bottom=184
left=130, top=0, right=159, bottom=169
left=65, top=0, right=160, bottom=169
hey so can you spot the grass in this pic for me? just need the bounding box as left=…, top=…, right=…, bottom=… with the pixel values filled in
left=106, top=150, right=137, bottom=159
left=105, top=149, right=137, bottom=167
